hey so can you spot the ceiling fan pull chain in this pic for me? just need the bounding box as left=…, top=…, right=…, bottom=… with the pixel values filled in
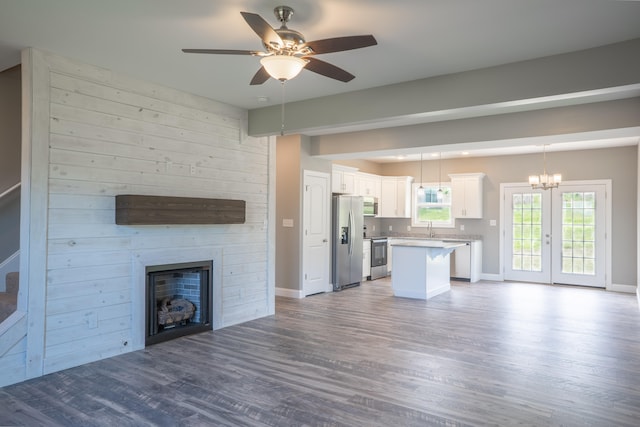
left=281, top=80, right=286, bottom=136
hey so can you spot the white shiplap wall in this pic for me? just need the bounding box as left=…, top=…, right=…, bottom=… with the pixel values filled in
left=0, top=48, right=275, bottom=386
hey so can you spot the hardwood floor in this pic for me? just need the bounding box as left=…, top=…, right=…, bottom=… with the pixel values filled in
left=1, top=279, right=639, bottom=426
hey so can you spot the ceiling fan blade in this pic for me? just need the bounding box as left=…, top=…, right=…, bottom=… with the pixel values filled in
left=250, top=67, right=271, bottom=85
left=240, top=12, right=283, bottom=48
left=182, top=49, right=262, bottom=56
left=303, top=57, right=355, bottom=82
left=301, top=35, right=377, bottom=54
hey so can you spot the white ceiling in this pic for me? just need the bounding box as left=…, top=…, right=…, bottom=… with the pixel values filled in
left=1, top=1, right=640, bottom=160
left=2, top=0, right=640, bottom=111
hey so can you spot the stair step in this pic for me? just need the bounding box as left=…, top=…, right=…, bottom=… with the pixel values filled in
left=5, top=271, right=19, bottom=294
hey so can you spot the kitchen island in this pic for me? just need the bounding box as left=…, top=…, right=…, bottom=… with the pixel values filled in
left=391, top=240, right=465, bottom=300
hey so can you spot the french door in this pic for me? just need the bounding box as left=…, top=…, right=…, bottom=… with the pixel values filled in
left=504, top=182, right=608, bottom=288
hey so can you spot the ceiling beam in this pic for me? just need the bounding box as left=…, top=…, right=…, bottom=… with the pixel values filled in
left=248, top=38, right=640, bottom=138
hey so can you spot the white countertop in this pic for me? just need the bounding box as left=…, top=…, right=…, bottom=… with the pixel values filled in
left=391, top=240, right=466, bottom=249
left=388, top=236, right=480, bottom=243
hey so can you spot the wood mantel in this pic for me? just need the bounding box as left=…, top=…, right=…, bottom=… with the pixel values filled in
left=115, top=195, right=245, bottom=225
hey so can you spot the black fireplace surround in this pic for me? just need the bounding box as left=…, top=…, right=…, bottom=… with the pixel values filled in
left=145, top=260, right=213, bottom=345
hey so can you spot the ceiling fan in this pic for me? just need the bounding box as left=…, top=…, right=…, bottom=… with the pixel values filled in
left=182, top=5, right=377, bottom=85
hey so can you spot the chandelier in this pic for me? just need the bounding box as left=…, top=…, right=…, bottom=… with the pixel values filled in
left=529, top=145, right=561, bottom=190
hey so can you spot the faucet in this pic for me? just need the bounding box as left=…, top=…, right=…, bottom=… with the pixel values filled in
left=428, top=221, right=435, bottom=238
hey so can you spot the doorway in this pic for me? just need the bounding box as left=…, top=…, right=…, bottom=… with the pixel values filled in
left=503, top=181, right=610, bottom=288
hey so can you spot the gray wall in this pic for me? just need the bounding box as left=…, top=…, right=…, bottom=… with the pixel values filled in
left=310, top=98, right=640, bottom=158
left=275, top=134, right=332, bottom=292
left=0, top=65, right=21, bottom=263
left=249, top=39, right=640, bottom=137
left=362, top=146, right=637, bottom=286
left=276, top=135, right=302, bottom=291
left=0, top=66, right=21, bottom=191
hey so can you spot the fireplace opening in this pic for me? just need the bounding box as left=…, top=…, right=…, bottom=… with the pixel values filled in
left=146, top=261, right=213, bottom=345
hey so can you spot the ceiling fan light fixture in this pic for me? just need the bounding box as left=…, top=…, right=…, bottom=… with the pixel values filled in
left=260, top=55, right=306, bottom=81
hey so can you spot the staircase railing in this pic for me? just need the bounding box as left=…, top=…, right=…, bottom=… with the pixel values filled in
left=0, top=182, right=20, bottom=291
left=0, top=182, right=20, bottom=201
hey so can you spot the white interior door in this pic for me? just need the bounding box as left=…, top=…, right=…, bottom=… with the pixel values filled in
left=504, top=182, right=608, bottom=288
left=303, top=170, right=331, bottom=296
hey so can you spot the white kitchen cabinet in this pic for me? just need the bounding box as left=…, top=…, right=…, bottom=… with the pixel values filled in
left=356, top=172, right=381, bottom=199
left=449, top=173, right=485, bottom=218
left=449, top=240, right=482, bottom=283
left=379, top=176, right=413, bottom=218
left=363, top=239, right=371, bottom=279
left=332, top=165, right=357, bottom=194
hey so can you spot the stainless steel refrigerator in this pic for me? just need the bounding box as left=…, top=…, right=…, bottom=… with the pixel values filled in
left=332, top=195, right=364, bottom=291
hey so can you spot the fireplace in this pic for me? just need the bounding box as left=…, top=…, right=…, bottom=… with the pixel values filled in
left=146, top=261, right=213, bottom=345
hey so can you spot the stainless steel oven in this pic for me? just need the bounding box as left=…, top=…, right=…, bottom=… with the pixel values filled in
left=369, top=237, right=388, bottom=280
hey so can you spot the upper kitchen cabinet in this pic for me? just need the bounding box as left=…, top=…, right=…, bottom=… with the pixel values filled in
left=332, top=165, right=357, bottom=194
left=449, top=173, right=485, bottom=218
left=356, top=172, right=381, bottom=199
left=379, top=176, right=414, bottom=218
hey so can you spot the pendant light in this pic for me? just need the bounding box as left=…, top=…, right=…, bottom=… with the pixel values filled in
left=417, top=152, right=425, bottom=195
left=529, top=145, right=561, bottom=190
left=436, top=152, right=444, bottom=202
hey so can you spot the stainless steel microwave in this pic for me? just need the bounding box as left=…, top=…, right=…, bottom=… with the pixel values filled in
left=363, top=197, right=378, bottom=216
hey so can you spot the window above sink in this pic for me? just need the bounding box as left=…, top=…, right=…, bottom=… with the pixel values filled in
left=411, top=183, right=454, bottom=228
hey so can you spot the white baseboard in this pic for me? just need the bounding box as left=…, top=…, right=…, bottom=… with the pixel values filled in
left=636, top=287, right=640, bottom=307
left=479, top=273, right=503, bottom=282
left=607, top=283, right=637, bottom=294
left=0, top=250, right=19, bottom=292
left=275, top=287, right=304, bottom=299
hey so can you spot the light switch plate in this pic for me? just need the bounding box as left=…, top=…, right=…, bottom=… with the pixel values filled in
left=490, top=219, right=497, bottom=226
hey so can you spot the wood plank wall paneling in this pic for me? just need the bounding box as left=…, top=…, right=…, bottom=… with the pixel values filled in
left=0, top=48, right=273, bottom=386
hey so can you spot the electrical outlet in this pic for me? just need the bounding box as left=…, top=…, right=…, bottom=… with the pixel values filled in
left=389, top=225, right=393, bottom=231
left=490, top=219, right=497, bottom=226
left=372, top=225, right=376, bottom=231
left=407, top=225, right=411, bottom=231
left=460, top=224, right=465, bottom=231
left=190, top=164, right=196, bottom=175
